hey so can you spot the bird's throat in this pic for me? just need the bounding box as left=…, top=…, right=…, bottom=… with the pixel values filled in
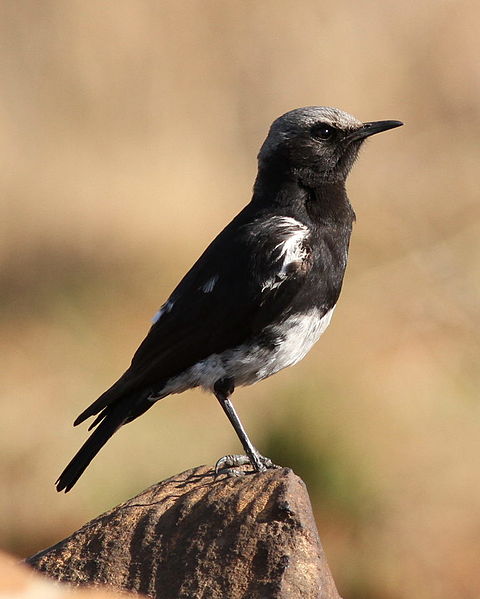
left=253, top=168, right=355, bottom=227
left=305, top=181, right=356, bottom=227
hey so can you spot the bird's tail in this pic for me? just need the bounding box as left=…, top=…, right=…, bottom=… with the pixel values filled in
left=56, top=402, right=130, bottom=493
left=73, top=372, right=132, bottom=427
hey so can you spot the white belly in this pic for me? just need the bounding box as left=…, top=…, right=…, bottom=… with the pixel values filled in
left=154, top=307, right=335, bottom=398
left=224, top=306, right=334, bottom=386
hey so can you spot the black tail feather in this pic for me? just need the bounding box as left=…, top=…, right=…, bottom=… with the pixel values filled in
left=73, top=371, right=132, bottom=427
left=87, top=406, right=110, bottom=431
left=56, top=405, right=128, bottom=493
left=57, top=393, right=159, bottom=492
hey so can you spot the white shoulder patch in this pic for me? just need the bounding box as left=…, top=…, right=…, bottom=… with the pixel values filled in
left=274, top=217, right=309, bottom=276
left=152, top=298, right=174, bottom=324
left=263, top=216, right=309, bottom=291
left=200, top=274, right=219, bottom=293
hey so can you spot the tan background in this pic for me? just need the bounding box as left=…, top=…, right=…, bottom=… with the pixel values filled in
left=1, top=2, right=479, bottom=598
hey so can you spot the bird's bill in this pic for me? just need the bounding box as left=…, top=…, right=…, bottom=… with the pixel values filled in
left=346, top=120, right=403, bottom=142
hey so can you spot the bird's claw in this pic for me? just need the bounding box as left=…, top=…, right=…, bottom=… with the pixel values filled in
left=214, top=453, right=278, bottom=477
left=215, top=454, right=250, bottom=475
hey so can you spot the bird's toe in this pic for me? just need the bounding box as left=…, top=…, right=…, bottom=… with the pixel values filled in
left=215, top=454, right=251, bottom=474
left=214, top=452, right=279, bottom=476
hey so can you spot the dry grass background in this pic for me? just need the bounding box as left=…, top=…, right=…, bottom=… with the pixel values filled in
left=1, top=1, right=479, bottom=598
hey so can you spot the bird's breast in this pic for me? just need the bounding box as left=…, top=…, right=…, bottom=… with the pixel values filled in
left=220, top=306, right=335, bottom=387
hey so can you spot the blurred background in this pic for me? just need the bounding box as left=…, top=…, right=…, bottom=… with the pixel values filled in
left=1, top=1, right=479, bottom=598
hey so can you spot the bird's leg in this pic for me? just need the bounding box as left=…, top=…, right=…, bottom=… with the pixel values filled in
left=213, top=377, right=276, bottom=475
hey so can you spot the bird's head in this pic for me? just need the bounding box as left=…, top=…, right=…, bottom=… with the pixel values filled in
left=258, top=106, right=403, bottom=185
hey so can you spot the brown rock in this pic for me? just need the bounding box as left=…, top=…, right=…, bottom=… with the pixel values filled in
left=27, top=465, right=341, bottom=599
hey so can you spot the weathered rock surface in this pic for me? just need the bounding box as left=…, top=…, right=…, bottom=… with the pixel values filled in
left=27, top=465, right=341, bottom=599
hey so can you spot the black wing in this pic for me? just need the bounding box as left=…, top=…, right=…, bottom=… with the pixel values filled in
left=75, top=209, right=314, bottom=424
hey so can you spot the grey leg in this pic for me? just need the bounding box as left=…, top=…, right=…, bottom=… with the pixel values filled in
left=213, top=377, right=275, bottom=474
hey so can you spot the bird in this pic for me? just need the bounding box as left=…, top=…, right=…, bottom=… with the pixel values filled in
left=56, top=106, right=402, bottom=492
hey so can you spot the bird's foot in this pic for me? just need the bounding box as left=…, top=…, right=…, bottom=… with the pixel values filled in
left=215, top=454, right=251, bottom=477
left=215, top=453, right=278, bottom=477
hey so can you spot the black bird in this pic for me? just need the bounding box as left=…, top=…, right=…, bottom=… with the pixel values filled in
left=56, top=107, right=402, bottom=492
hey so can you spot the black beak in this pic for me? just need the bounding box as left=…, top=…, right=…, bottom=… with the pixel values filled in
left=346, top=120, right=403, bottom=143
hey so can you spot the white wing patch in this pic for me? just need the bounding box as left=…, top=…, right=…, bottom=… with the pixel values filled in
left=200, top=274, right=219, bottom=293
left=152, top=298, right=174, bottom=324
left=263, top=216, right=309, bottom=291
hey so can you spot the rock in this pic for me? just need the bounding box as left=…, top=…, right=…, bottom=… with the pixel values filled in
left=27, top=465, right=341, bottom=599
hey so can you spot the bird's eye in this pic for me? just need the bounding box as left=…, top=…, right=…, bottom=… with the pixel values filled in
left=311, top=124, right=335, bottom=140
